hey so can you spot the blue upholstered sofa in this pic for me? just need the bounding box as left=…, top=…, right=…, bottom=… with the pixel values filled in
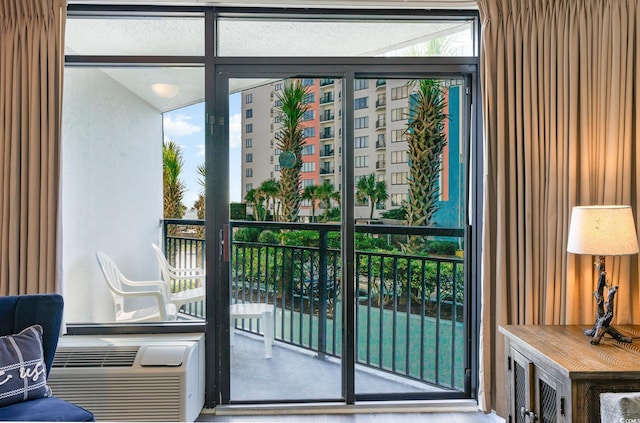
left=0, top=294, right=94, bottom=421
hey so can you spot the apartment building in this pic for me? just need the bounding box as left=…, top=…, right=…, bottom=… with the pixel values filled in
left=241, top=77, right=465, bottom=226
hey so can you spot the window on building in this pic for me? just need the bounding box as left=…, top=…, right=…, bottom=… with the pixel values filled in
left=302, top=179, right=315, bottom=188
left=302, top=145, right=316, bottom=155
left=391, top=193, right=408, bottom=206
left=391, top=129, right=408, bottom=143
left=246, top=168, right=253, bottom=177
left=354, top=79, right=369, bottom=90
left=302, top=162, right=316, bottom=172
left=391, top=171, right=408, bottom=185
left=302, top=78, right=315, bottom=86
left=391, top=85, right=409, bottom=100
left=246, top=123, right=253, bottom=133
left=246, top=153, right=253, bottom=163
left=391, top=107, right=409, bottom=121
left=354, top=97, right=369, bottom=110
left=354, top=116, right=369, bottom=129
left=391, top=150, right=408, bottom=163
left=303, top=127, right=316, bottom=137
left=355, top=156, right=369, bottom=168
left=303, top=93, right=315, bottom=104
left=274, top=82, right=283, bottom=91
left=246, top=108, right=253, bottom=118
left=245, top=138, right=253, bottom=148
left=246, top=183, right=253, bottom=192
left=274, top=99, right=282, bottom=107
left=302, top=110, right=315, bottom=121
left=355, top=136, right=369, bottom=148
left=245, top=93, right=253, bottom=103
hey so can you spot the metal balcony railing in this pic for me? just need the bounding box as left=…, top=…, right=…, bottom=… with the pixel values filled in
left=161, top=219, right=465, bottom=390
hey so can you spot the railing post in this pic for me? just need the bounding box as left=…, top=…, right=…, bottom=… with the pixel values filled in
left=317, top=227, right=328, bottom=359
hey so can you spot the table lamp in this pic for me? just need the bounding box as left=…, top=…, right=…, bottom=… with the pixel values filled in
left=567, top=205, right=639, bottom=345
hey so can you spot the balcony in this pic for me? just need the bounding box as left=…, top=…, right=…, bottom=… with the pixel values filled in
left=162, top=219, right=465, bottom=398
left=320, top=131, right=335, bottom=140
left=320, top=95, right=335, bottom=105
left=320, top=112, right=335, bottom=122
left=320, top=149, right=335, bottom=157
left=320, top=167, right=335, bottom=174
left=320, top=78, right=335, bottom=87
left=376, top=79, right=386, bottom=88
left=376, top=139, right=386, bottom=150
left=376, top=160, right=386, bottom=170
left=375, top=119, right=386, bottom=129
left=376, top=98, right=386, bottom=109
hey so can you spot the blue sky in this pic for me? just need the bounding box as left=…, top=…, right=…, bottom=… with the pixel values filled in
left=162, top=93, right=242, bottom=209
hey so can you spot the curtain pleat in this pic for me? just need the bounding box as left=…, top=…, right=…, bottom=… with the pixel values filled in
left=478, top=0, right=640, bottom=415
left=0, top=0, right=66, bottom=294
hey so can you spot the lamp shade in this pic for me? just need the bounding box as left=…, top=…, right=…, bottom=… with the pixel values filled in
left=567, top=205, right=639, bottom=256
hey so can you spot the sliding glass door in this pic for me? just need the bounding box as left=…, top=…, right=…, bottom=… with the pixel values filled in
left=210, top=69, right=473, bottom=405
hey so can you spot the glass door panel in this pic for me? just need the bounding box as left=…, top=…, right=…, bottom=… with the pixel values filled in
left=352, top=78, right=467, bottom=397
left=228, top=77, right=343, bottom=402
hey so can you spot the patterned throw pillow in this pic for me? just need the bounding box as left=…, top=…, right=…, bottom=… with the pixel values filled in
left=0, top=325, right=52, bottom=407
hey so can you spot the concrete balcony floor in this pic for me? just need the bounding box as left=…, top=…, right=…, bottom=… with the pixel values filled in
left=230, top=331, right=447, bottom=402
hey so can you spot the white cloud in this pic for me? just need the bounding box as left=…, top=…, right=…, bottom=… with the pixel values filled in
left=197, top=144, right=205, bottom=157
left=229, top=113, right=241, bottom=149
left=163, top=114, right=202, bottom=138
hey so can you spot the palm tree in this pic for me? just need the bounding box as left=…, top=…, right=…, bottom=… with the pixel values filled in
left=162, top=140, right=186, bottom=219
left=301, top=184, right=320, bottom=222
left=405, top=79, right=448, bottom=227
left=258, top=178, right=280, bottom=221
left=244, top=188, right=266, bottom=221
left=356, top=173, right=388, bottom=220
left=275, top=80, right=310, bottom=222
left=317, top=180, right=340, bottom=220
left=194, top=163, right=206, bottom=220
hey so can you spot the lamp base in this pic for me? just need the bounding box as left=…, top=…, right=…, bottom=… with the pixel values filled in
left=584, top=323, right=631, bottom=345
left=584, top=257, right=632, bottom=345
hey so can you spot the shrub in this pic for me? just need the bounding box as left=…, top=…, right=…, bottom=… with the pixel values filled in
left=257, top=230, right=280, bottom=244
left=425, top=240, right=458, bottom=256
left=234, top=227, right=261, bottom=242
left=381, top=207, right=406, bottom=220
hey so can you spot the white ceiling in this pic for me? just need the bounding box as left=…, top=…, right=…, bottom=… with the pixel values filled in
left=65, top=1, right=476, bottom=112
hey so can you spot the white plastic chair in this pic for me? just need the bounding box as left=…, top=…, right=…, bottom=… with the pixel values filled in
left=96, top=251, right=177, bottom=322
left=151, top=243, right=205, bottom=310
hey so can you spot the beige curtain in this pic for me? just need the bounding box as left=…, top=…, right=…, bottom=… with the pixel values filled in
left=478, top=0, right=640, bottom=416
left=0, top=0, right=66, bottom=295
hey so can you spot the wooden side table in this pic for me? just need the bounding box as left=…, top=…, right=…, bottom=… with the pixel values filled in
left=499, top=325, right=640, bottom=423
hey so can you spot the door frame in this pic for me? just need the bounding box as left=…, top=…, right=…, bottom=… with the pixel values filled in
left=205, top=60, right=478, bottom=407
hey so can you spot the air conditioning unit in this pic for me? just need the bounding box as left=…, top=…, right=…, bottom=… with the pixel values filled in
left=48, top=334, right=204, bottom=422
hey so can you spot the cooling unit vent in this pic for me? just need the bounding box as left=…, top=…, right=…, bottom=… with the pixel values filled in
left=52, top=346, right=139, bottom=368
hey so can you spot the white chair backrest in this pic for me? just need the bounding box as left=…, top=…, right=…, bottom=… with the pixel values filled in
left=151, top=243, right=172, bottom=284
left=96, top=251, right=126, bottom=316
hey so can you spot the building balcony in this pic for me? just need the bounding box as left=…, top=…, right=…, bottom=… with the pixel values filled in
left=376, top=140, right=386, bottom=150
left=376, top=79, right=386, bottom=88
left=320, top=167, right=335, bottom=174
left=320, top=132, right=335, bottom=140
left=320, top=96, right=335, bottom=105
left=375, top=120, right=386, bottom=129
left=320, top=113, right=335, bottom=122
left=376, top=160, right=386, bottom=170
left=319, top=78, right=335, bottom=87
left=320, top=149, right=335, bottom=157
left=376, top=99, right=386, bottom=109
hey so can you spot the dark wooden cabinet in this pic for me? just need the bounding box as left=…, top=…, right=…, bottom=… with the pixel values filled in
left=500, top=325, right=640, bottom=423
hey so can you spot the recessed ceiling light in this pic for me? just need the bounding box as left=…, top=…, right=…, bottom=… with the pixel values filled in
left=151, top=83, right=179, bottom=98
